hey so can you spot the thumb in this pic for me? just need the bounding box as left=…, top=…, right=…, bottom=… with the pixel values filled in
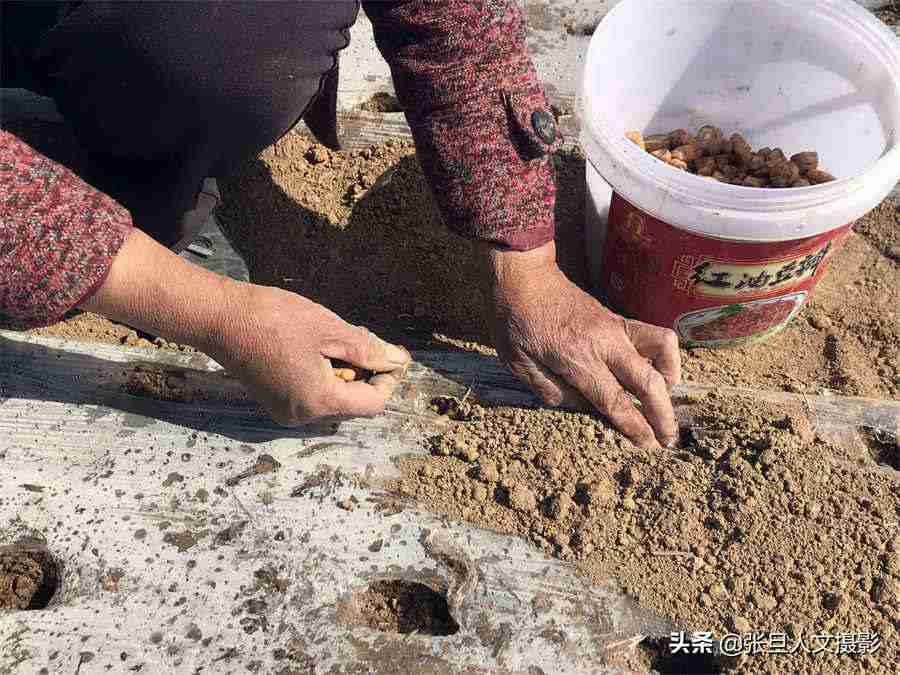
left=329, top=380, right=391, bottom=417
left=321, top=324, right=410, bottom=374
left=328, top=372, right=401, bottom=418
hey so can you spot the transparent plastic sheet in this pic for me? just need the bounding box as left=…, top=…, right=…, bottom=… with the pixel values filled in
left=673, top=382, right=900, bottom=449
left=2, top=333, right=899, bottom=673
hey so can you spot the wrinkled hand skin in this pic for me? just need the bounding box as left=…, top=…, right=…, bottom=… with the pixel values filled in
left=478, top=241, right=681, bottom=448
left=212, top=285, right=411, bottom=426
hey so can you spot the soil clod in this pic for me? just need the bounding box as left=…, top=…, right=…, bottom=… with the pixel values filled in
left=0, top=547, right=61, bottom=610
left=340, top=580, right=459, bottom=636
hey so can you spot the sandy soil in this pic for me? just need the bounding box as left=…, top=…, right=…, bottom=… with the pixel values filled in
left=397, top=393, right=899, bottom=674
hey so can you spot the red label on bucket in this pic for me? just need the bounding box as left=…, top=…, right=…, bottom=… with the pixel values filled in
left=598, top=194, right=852, bottom=347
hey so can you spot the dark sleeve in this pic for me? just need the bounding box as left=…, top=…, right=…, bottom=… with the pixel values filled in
left=0, top=130, right=132, bottom=329
left=362, top=0, right=561, bottom=251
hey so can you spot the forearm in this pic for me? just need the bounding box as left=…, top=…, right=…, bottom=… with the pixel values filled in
left=79, top=228, right=246, bottom=355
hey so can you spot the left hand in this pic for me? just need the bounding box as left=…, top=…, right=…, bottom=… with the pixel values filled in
left=478, top=240, right=681, bottom=448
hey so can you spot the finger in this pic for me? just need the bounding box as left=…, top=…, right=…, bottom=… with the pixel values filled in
left=607, top=347, right=679, bottom=447
left=368, top=372, right=401, bottom=398
left=326, top=378, right=393, bottom=418
left=507, top=355, right=590, bottom=411
left=321, top=324, right=411, bottom=373
left=561, top=363, right=661, bottom=448
left=624, top=320, right=681, bottom=390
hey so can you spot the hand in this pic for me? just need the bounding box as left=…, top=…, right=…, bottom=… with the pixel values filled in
left=81, top=229, right=410, bottom=426
left=478, top=240, right=680, bottom=448
left=209, top=284, right=410, bottom=425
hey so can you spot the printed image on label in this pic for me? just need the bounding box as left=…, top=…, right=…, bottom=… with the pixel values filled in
left=676, top=292, right=808, bottom=347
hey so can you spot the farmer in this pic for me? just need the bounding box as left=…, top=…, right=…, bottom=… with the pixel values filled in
left=0, top=1, right=680, bottom=448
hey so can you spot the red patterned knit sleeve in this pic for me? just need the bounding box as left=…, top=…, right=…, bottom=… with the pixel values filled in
left=0, top=130, right=132, bottom=329
left=363, top=0, right=561, bottom=251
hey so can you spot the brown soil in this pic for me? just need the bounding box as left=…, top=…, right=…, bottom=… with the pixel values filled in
left=359, top=92, right=403, bottom=113
left=162, top=529, right=208, bottom=553
left=0, top=548, right=60, bottom=610
left=29, top=310, right=195, bottom=354
left=125, top=366, right=195, bottom=403
left=22, top=127, right=896, bottom=401
left=339, top=580, right=460, bottom=636
left=396, top=393, right=900, bottom=674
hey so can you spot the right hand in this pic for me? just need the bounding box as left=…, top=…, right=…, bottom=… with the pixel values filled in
left=477, top=241, right=680, bottom=448
left=210, top=284, right=410, bottom=425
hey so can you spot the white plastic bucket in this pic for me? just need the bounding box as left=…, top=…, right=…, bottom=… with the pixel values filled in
left=581, top=0, right=900, bottom=347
